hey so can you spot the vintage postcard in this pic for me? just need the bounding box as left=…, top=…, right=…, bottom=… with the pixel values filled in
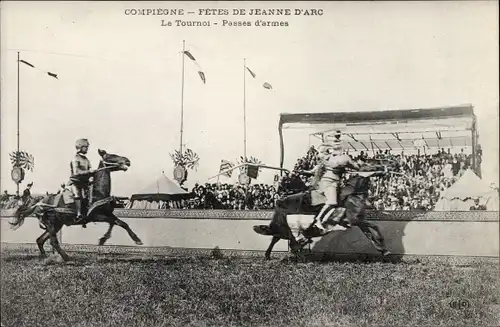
left=1, top=1, right=498, bottom=326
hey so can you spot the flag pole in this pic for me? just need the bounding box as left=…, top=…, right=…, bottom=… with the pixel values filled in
left=180, top=40, right=185, bottom=154
left=243, top=59, right=249, bottom=209
left=16, top=51, right=20, bottom=196
left=243, top=58, right=247, bottom=160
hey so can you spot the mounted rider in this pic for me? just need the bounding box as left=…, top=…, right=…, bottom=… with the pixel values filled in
left=68, top=138, right=94, bottom=221
left=314, top=135, right=361, bottom=231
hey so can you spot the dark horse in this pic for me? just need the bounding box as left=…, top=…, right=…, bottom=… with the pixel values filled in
left=10, top=149, right=143, bottom=261
left=253, top=165, right=391, bottom=260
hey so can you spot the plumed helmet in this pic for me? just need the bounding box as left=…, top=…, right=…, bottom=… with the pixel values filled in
left=75, top=138, right=90, bottom=150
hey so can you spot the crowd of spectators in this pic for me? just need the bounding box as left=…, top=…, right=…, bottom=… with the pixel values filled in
left=0, top=191, right=19, bottom=209
left=186, top=183, right=279, bottom=210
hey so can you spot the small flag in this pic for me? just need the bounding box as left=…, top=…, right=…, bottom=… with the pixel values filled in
left=183, top=51, right=196, bottom=61
left=244, top=63, right=273, bottom=89
left=246, top=164, right=259, bottom=179
left=183, top=49, right=206, bottom=84
left=219, top=160, right=234, bottom=178
left=198, top=71, right=206, bottom=84
left=20, top=60, right=35, bottom=68
left=246, top=67, right=256, bottom=78
left=19, top=58, right=58, bottom=80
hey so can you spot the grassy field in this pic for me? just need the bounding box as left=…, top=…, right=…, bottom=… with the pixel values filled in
left=1, top=249, right=499, bottom=327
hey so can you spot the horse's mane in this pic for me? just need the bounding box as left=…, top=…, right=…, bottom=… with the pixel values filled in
left=93, top=160, right=112, bottom=200
left=39, top=193, right=61, bottom=206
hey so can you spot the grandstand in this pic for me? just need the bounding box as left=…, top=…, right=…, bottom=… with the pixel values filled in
left=278, top=104, right=480, bottom=176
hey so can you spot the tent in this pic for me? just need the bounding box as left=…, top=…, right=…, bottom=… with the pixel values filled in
left=127, top=173, right=193, bottom=209
left=434, top=169, right=499, bottom=211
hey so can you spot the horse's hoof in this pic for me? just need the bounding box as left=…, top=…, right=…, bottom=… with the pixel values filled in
left=135, top=241, right=143, bottom=246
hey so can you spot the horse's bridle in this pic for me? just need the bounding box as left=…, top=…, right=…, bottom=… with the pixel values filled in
left=95, top=160, right=123, bottom=172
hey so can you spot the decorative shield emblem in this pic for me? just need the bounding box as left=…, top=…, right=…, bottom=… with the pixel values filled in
left=11, top=167, right=25, bottom=184
left=246, top=165, right=259, bottom=179
left=238, top=172, right=250, bottom=185
left=173, top=165, right=187, bottom=184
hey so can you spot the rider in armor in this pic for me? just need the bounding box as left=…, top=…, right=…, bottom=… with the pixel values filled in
left=314, top=138, right=361, bottom=231
left=69, top=138, right=94, bottom=221
left=292, top=135, right=359, bottom=249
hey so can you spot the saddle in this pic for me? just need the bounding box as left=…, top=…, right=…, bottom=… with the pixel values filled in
left=40, top=186, right=114, bottom=219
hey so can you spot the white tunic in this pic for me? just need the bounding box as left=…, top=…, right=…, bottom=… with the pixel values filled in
left=322, top=154, right=355, bottom=182
left=319, top=154, right=358, bottom=205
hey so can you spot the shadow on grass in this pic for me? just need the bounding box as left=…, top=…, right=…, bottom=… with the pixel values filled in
left=1, top=253, right=89, bottom=267
left=282, top=252, right=405, bottom=265
left=311, top=219, right=408, bottom=264
left=94, top=256, right=182, bottom=265
left=1, top=253, right=45, bottom=262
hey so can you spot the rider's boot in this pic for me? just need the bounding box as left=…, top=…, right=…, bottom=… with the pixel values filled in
left=314, top=204, right=330, bottom=231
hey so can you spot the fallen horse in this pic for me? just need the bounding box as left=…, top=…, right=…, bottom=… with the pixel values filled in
left=253, top=165, right=392, bottom=260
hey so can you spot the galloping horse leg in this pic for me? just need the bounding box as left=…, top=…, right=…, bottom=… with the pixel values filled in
left=47, top=219, right=69, bottom=261
left=265, top=236, right=280, bottom=260
left=356, top=220, right=389, bottom=255
left=36, top=230, right=51, bottom=258
left=288, top=237, right=301, bottom=255
left=98, top=222, right=115, bottom=246
left=110, top=214, right=143, bottom=245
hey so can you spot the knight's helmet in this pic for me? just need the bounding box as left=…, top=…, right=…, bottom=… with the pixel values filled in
left=75, top=138, right=90, bottom=151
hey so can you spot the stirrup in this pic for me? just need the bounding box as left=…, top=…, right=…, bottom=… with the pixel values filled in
left=314, top=220, right=326, bottom=231
left=339, top=220, right=352, bottom=228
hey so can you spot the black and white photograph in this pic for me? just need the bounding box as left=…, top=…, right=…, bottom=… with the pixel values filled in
left=0, top=1, right=498, bottom=326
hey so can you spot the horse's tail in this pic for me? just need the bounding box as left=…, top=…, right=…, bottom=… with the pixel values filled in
left=9, top=202, right=43, bottom=230
left=253, top=207, right=287, bottom=236
left=253, top=207, right=294, bottom=240
left=253, top=225, right=274, bottom=236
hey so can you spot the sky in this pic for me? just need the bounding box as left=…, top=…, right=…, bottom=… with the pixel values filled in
left=1, top=1, right=498, bottom=196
